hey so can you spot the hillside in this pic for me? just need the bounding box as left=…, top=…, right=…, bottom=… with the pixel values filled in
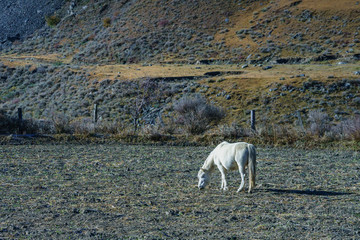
left=0, top=0, right=64, bottom=49
left=3, top=0, right=360, bottom=64
left=0, top=0, right=360, bottom=142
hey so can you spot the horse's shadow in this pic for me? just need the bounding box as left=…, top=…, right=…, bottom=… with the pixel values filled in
left=263, top=188, right=352, bottom=196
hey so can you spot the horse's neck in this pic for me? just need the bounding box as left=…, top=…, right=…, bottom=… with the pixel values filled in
left=202, top=153, right=215, bottom=172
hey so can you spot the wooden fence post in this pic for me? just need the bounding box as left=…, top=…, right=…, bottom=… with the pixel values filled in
left=18, top=108, right=23, bottom=134
left=251, top=110, right=256, bottom=132
left=93, top=104, right=98, bottom=123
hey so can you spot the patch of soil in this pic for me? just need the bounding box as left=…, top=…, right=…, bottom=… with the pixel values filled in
left=0, top=144, right=359, bottom=239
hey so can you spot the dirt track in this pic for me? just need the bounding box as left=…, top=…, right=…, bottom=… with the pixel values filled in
left=0, top=144, right=359, bottom=239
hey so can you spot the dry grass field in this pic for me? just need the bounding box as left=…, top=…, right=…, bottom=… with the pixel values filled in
left=1, top=143, right=359, bottom=239
left=2, top=53, right=358, bottom=81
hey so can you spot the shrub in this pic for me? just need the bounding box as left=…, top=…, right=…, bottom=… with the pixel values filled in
left=334, top=116, right=360, bottom=141
left=33, top=119, right=55, bottom=134
left=0, top=111, right=55, bottom=134
left=158, top=19, right=169, bottom=28
left=95, top=120, right=125, bottom=134
left=103, top=18, right=111, bottom=28
left=343, top=116, right=360, bottom=140
left=307, top=109, right=330, bottom=137
left=218, top=122, right=249, bottom=139
left=173, top=94, right=225, bottom=134
left=0, top=111, right=17, bottom=134
left=45, top=15, right=61, bottom=27
left=50, top=113, right=72, bottom=134
left=140, top=124, right=163, bottom=141
left=21, top=118, right=54, bottom=134
left=70, top=118, right=94, bottom=134
left=124, top=78, right=165, bottom=133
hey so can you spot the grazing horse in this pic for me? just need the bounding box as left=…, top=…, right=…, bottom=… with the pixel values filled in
left=197, top=141, right=256, bottom=193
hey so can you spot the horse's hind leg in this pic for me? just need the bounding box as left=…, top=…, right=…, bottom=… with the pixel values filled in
left=217, top=165, right=228, bottom=191
left=237, top=165, right=245, bottom=192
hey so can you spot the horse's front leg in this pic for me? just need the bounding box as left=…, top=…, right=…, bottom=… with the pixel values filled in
left=237, top=165, right=245, bottom=192
left=217, top=165, right=228, bottom=191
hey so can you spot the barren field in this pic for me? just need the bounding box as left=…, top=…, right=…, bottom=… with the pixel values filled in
left=0, top=144, right=359, bottom=239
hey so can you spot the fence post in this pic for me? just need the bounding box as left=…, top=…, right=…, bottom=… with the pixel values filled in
left=93, top=104, right=98, bottom=123
left=18, top=108, right=23, bottom=134
left=250, top=110, right=256, bottom=132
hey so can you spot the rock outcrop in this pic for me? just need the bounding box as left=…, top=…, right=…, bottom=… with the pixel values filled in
left=0, top=0, right=64, bottom=48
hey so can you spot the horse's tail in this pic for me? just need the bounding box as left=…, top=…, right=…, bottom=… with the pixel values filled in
left=247, top=144, right=256, bottom=193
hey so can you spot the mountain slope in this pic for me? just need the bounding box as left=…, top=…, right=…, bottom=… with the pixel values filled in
left=4, top=0, right=360, bottom=64
left=0, top=0, right=360, bottom=138
left=0, top=0, right=64, bottom=48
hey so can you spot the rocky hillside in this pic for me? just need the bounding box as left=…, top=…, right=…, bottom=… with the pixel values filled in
left=3, top=0, right=360, bottom=64
left=0, top=0, right=360, bottom=138
left=0, top=0, right=64, bottom=50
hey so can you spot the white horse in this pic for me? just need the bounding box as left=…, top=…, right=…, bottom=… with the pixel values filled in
left=197, top=141, right=256, bottom=193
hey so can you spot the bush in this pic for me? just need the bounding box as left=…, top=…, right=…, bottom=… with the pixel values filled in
left=218, top=122, right=249, bottom=139
left=251, top=122, right=301, bottom=145
left=140, top=124, right=164, bottom=141
left=124, top=78, right=165, bottom=133
left=158, top=19, right=169, bottom=28
left=343, top=116, right=360, bottom=140
left=95, top=120, right=125, bottom=134
left=70, top=118, right=94, bottom=134
left=22, top=119, right=55, bottom=134
left=0, top=111, right=55, bottom=134
left=307, top=109, right=330, bottom=137
left=103, top=18, right=111, bottom=28
left=51, top=113, right=72, bottom=134
left=333, top=116, right=360, bottom=141
left=0, top=111, right=17, bottom=134
left=173, top=94, right=225, bottom=134
left=45, top=15, right=61, bottom=27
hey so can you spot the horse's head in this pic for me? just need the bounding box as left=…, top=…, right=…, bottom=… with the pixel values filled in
left=198, top=168, right=210, bottom=190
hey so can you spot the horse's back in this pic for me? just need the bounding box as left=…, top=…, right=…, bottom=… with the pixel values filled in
left=213, top=142, right=249, bottom=169
left=215, top=142, right=249, bottom=155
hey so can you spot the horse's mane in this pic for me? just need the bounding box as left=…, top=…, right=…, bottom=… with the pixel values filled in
left=201, top=151, right=215, bottom=172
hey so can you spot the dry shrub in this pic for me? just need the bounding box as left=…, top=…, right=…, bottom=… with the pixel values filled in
left=158, top=19, right=170, bottom=28
left=22, top=119, right=54, bottom=134
left=0, top=112, right=17, bottom=134
left=174, top=94, right=225, bottom=134
left=140, top=124, right=164, bottom=141
left=71, top=118, right=126, bottom=135
left=96, top=120, right=126, bottom=134
left=160, top=118, right=178, bottom=135
left=45, top=15, right=61, bottom=27
left=50, top=113, right=72, bottom=134
left=331, top=116, right=360, bottom=141
left=103, top=18, right=111, bottom=28
left=307, top=109, right=330, bottom=137
left=342, top=116, right=360, bottom=140
left=70, top=118, right=94, bottom=134
left=125, top=78, right=165, bottom=133
left=218, top=122, right=249, bottom=139
left=271, top=125, right=302, bottom=144
left=252, top=121, right=302, bottom=145
left=0, top=111, right=54, bottom=134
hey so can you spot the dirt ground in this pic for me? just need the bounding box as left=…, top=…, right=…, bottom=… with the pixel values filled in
left=0, top=143, right=359, bottom=239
